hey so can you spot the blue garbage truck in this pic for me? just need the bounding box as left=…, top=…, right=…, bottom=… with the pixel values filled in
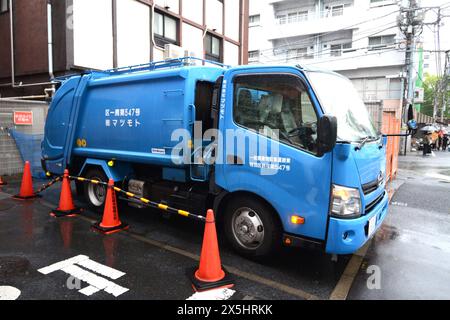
left=42, top=57, right=389, bottom=258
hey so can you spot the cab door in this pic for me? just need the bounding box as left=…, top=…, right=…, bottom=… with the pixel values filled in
left=215, top=67, right=333, bottom=240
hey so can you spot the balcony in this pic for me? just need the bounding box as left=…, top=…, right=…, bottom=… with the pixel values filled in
left=299, top=48, right=405, bottom=72
left=267, top=6, right=362, bottom=40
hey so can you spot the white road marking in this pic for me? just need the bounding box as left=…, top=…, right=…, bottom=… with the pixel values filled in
left=78, top=286, right=101, bottom=296
left=77, top=258, right=125, bottom=280
left=391, top=202, right=408, bottom=207
left=426, top=173, right=450, bottom=182
left=37, top=255, right=89, bottom=275
left=38, top=255, right=129, bottom=297
left=187, top=288, right=236, bottom=301
left=0, top=286, right=21, bottom=300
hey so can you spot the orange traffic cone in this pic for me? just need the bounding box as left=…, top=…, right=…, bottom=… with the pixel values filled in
left=51, top=169, right=83, bottom=218
left=190, top=209, right=233, bottom=292
left=13, top=161, right=38, bottom=200
left=0, top=176, right=6, bottom=186
left=92, top=179, right=128, bottom=235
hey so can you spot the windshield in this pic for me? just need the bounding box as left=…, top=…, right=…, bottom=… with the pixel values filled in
left=306, top=71, right=379, bottom=143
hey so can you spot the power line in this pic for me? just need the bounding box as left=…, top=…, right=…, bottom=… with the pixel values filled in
left=255, top=3, right=450, bottom=57
left=254, top=9, right=401, bottom=55
left=264, top=23, right=399, bottom=63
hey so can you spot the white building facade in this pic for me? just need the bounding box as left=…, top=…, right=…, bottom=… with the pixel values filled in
left=249, top=0, right=408, bottom=126
left=71, top=0, right=249, bottom=70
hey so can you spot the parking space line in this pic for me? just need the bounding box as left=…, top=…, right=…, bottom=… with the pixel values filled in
left=329, top=240, right=371, bottom=300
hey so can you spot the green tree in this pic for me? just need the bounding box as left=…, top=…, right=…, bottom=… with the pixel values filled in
left=422, top=74, right=439, bottom=117
left=422, top=73, right=450, bottom=119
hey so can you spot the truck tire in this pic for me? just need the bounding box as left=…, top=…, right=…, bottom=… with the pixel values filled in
left=223, top=196, right=281, bottom=259
left=83, top=168, right=108, bottom=210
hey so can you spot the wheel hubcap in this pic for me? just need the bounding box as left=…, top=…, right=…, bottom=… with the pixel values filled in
left=87, top=177, right=106, bottom=207
left=231, top=207, right=265, bottom=250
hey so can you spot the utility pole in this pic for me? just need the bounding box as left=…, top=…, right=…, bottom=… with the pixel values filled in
left=398, top=0, right=423, bottom=155
left=442, top=50, right=450, bottom=123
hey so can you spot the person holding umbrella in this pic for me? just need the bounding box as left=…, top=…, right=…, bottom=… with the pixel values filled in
left=420, top=125, right=436, bottom=155
left=431, top=130, right=439, bottom=150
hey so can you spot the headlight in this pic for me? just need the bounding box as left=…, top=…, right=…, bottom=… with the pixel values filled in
left=330, top=185, right=361, bottom=219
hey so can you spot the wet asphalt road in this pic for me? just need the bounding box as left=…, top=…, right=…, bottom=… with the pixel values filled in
left=348, top=151, right=450, bottom=300
left=0, top=175, right=350, bottom=300
left=3, top=151, right=448, bottom=300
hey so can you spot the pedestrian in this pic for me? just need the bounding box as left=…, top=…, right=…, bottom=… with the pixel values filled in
left=423, top=132, right=432, bottom=156
left=443, top=134, right=449, bottom=152
left=431, top=131, right=439, bottom=151
left=438, top=129, right=444, bottom=151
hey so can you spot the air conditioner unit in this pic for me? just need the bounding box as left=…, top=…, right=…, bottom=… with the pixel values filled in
left=163, top=44, right=186, bottom=60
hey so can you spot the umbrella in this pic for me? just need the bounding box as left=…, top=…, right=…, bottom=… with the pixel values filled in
left=420, top=125, right=438, bottom=132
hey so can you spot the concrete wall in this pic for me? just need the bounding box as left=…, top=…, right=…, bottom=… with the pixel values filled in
left=0, top=99, right=48, bottom=176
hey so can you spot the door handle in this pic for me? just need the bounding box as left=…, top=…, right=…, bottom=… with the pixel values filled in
left=227, top=155, right=244, bottom=166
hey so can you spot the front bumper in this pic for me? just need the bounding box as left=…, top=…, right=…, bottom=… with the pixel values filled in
left=325, top=191, right=389, bottom=255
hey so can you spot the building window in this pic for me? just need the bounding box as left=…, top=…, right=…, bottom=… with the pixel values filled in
left=288, top=48, right=313, bottom=60
left=331, top=5, right=344, bottom=17
left=205, top=34, right=222, bottom=62
left=154, top=11, right=179, bottom=47
left=330, top=43, right=352, bottom=56
left=249, top=50, right=260, bottom=61
left=368, top=35, right=396, bottom=50
left=249, top=14, right=260, bottom=26
left=276, top=11, right=308, bottom=25
left=0, top=0, right=9, bottom=13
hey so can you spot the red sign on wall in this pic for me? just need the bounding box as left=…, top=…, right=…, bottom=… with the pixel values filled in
left=14, top=111, right=33, bottom=126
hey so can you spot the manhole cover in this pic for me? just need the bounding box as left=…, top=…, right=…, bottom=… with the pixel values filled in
left=0, top=257, right=31, bottom=277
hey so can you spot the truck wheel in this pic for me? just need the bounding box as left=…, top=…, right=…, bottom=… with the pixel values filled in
left=223, top=196, right=281, bottom=259
left=83, top=168, right=108, bottom=209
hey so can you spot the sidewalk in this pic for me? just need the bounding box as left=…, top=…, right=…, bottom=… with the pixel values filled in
left=347, top=151, right=450, bottom=299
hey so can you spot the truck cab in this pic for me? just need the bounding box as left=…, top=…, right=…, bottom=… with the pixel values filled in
left=42, top=58, right=389, bottom=258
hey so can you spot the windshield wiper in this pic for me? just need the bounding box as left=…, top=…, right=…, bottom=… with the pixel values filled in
left=355, top=136, right=377, bottom=151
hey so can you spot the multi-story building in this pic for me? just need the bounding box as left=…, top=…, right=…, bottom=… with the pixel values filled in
left=249, top=0, right=412, bottom=127
left=0, top=0, right=249, bottom=98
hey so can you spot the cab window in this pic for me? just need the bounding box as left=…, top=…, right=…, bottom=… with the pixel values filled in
left=233, top=74, right=319, bottom=154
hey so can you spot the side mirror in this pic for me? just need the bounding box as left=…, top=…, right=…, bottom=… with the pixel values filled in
left=318, top=115, right=337, bottom=155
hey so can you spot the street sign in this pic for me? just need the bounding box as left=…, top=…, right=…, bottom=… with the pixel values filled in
left=13, top=111, right=33, bottom=125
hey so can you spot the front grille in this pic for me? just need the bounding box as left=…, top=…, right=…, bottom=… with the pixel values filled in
left=365, top=192, right=385, bottom=214
left=362, top=178, right=381, bottom=195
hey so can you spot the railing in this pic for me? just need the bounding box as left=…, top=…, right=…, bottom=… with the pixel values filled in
left=275, top=7, right=348, bottom=25
left=54, top=57, right=230, bottom=82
